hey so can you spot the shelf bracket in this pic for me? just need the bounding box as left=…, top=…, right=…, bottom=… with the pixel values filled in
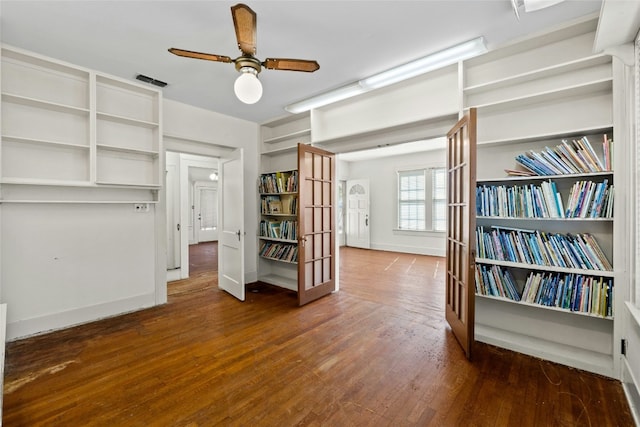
left=603, top=43, right=634, bottom=67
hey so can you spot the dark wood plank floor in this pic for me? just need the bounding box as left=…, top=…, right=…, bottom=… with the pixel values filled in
left=3, top=247, right=633, bottom=426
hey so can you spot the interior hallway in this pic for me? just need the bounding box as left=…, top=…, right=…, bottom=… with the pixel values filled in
left=168, top=242, right=218, bottom=296
left=2, top=247, right=633, bottom=425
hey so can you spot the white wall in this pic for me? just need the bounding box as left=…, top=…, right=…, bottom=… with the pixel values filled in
left=342, top=148, right=446, bottom=257
left=2, top=200, right=158, bottom=339
left=1, top=91, right=259, bottom=340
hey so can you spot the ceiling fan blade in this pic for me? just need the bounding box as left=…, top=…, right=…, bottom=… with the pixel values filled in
left=231, top=3, right=257, bottom=56
left=168, top=48, right=232, bottom=63
left=263, top=58, right=320, bottom=72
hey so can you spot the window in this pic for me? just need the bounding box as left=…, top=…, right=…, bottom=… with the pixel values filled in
left=397, top=167, right=445, bottom=231
left=432, top=168, right=446, bottom=231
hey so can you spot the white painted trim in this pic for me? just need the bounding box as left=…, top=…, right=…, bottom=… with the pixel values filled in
left=166, top=269, right=182, bottom=282
left=628, top=302, right=640, bottom=329
left=623, top=357, right=640, bottom=427
left=0, top=303, right=6, bottom=425
left=6, top=293, right=156, bottom=341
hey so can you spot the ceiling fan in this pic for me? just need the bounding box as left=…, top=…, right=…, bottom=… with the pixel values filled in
left=169, top=3, right=320, bottom=104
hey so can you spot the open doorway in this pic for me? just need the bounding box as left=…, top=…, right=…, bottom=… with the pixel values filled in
left=336, top=137, right=447, bottom=258
left=166, top=152, right=219, bottom=283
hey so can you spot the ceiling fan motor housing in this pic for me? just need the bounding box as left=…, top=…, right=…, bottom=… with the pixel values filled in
left=234, top=55, right=262, bottom=74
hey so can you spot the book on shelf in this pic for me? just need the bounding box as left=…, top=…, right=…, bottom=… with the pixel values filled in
left=475, top=264, right=613, bottom=317
left=477, top=179, right=613, bottom=219
left=259, top=219, right=298, bottom=240
left=475, top=264, right=521, bottom=301
left=520, top=271, right=613, bottom=317
left=476, top=226, right=612, bottom=272
left=269, top=200, right=282, bottom=214
left=512, top=135, right=612, bottom=176
left=259, top=241, right=298, bottom=262
left=259, top=170, right=298, bottom=194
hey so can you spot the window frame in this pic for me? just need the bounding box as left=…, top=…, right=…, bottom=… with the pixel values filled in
left=396, top=166, right=446, bottom=232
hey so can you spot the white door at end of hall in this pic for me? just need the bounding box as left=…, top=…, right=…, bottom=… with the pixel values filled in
left=194, top=182, right=218, bottom=242
left=346, top=179, right=370, bottom=249
left=218, top=148, right=245, bottom=301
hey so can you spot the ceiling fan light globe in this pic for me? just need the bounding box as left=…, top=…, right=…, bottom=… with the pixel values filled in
left=234, top=71, right=262, bottom=104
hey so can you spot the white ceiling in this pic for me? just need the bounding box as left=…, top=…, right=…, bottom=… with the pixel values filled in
left=1, top=1, right=602, bottom=125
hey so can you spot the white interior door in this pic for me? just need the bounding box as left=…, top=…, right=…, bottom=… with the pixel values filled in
left=338, top=180, right=346, bottom=247
left=166, top=160, right=181, bottom=269
left=194, top=182, right=218, bottom=242
left=346, top=179, right=370, bottom=249
left=218, top=148, right=245, bottom=301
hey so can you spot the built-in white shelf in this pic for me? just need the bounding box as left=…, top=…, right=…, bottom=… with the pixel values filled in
left=2, top=93, right=90, bottom=115
left=2, top=134, right=90, bottom=150
left=258, top=274, right=297, bottom=292
left=259, top=255, right=297, bottom=265
left=475, top=257, right=615, bottom=278
left=95, top=181, right=161, bottom=188
left=96, top=111, right=159, bottom=128
left=477, top=171, right=613, bottom=184
left=262, top=145, right=299, bottom=156
left=475, top=323, right=615, bottom=378
left=260, top=213, right=297, bottom=218
left=0, top=177, right=94, bottom=187
left=477, top=126, right=614, bottom=148
left=464, top=54, right=611, bottom=94
left=1, top=46, right=162, bottom=192
left=476, top=293, right=613, bottom=320
left=476, top=216, right=613, bottom=222
left=258, top=236, right=297, bottom=244
left=96, top=144, right=159, bottom=156
left=471, top=79, right=612, bottom=113
left=0, top=199, right=158, bottom=204
left=263, top=129, right=310, bottom=144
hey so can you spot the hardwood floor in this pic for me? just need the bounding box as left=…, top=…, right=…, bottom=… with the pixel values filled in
left=3, top=247, right=633, bottom=426
left=168, top=242, right=218, bottom=296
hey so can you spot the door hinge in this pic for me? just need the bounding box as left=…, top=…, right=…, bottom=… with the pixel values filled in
left=621, top=339, right=627, bottom=356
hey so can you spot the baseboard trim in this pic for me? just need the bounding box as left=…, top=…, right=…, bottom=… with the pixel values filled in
left=7, top=293, right=157, bottom=341
left=166, top=269, right=182, bottom=282
left=623, top=358, right=640, bottom=426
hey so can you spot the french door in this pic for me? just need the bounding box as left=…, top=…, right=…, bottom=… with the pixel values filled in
left=297, top=144, right=336, bottom=306
left=445, top=108, right=477, bottom=359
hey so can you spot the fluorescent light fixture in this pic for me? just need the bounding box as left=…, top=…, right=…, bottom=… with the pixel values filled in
left=285, top=82, right=366, bottom=114
left=360, top=37, right=487, bottom=90
left=284, top=36, right=487, bottom=114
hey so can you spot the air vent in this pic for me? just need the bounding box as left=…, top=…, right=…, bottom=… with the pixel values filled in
left=135, top=74, right=167, bottom=88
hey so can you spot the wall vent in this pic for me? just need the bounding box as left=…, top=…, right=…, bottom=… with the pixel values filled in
left=135, top=74, right=167, bottom=88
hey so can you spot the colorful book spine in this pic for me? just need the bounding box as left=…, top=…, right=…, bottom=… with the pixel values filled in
left=512, top=135, right=609, bottom=176
left=475, top=227, right=613, bottom=272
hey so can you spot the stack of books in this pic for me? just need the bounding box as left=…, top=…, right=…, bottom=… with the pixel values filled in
left=508, top=135, right=612, bottom=176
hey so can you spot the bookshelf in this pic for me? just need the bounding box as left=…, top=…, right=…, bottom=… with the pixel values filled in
left=258, top=170, right=299, bottom=291
left=464, top=18, right=623, bottom=378
left=474, top=134, right=618, bottom=377
left=260, top=114, right=311, bottom=156
left=1, top=45, right=162, bottom=201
